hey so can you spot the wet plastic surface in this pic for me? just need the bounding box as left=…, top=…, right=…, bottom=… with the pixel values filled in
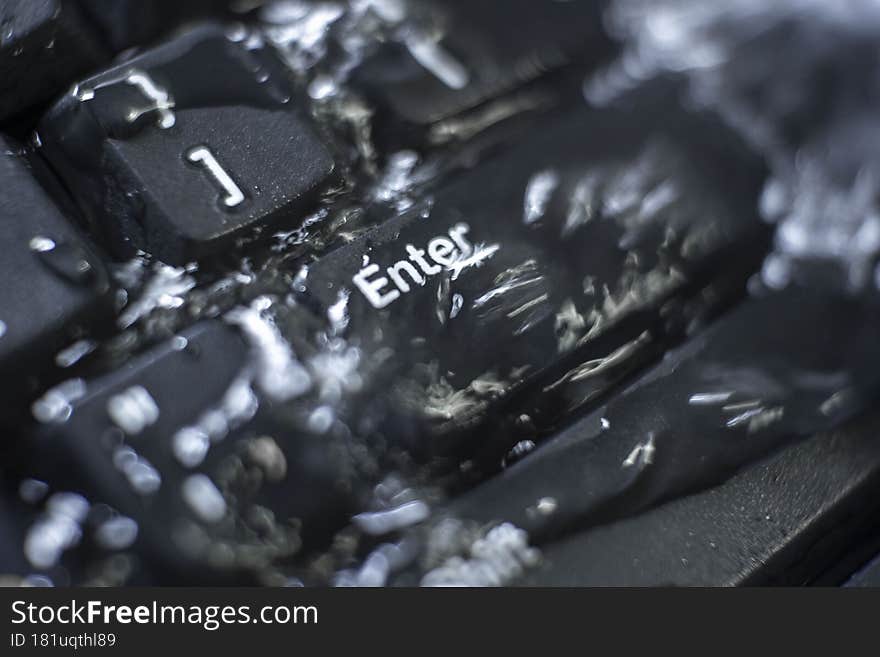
left=39, top=24, right=337, bottom=264
left=303, top=82, right=768, bottom=471
left=2, top=0, right=880, bottom=586
left=353, top=0, right=617, bottom=145
left=439, top=287, right=880, bottom=544
left=77, top=0, right=234, bottom=51
left=0, top=0, right=105, bottom=120
left=0, top=135, right=113, bottom=399
left=514, top=411, right=880, bottom=586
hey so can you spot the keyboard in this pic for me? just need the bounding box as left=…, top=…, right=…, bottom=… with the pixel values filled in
left=2, top=0, right=880, bottom=587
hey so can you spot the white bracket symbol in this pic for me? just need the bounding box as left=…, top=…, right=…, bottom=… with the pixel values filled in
left=186, top=146, right=246, bottom=209
left=125, top=70, right=176, bottom=129
left=74, top=68, right=176, bottom=129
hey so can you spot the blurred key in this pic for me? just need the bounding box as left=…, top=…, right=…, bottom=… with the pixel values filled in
left=352, top=0, right=617, bottom=145
left=38, top=24, right=337, bottom=265
left=0, top=0, right=105, bottom=120
left=26, top=321, right=364, bottom=582
left=0, top=135, right=113, bottom=398
left=0, top=474, right=156, bottom=585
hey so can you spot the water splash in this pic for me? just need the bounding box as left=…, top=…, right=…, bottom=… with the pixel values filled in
left=590, top=0, right=880, bottom=291
left=116, top=263, right=196, bottom=329
left=226, top=297, right=312, bottom=402
left=24, top=493, right=90, bottom=570
left=420, top=522, right=540, bottom=587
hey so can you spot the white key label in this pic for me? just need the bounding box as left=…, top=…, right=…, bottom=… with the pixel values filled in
left=74, top=68, right=176, bottom=129
left=126, top=70, right=176, bottom=129
left=185, top=146, right=246, bottom=209
left=352, top=223, right=500, bottom=309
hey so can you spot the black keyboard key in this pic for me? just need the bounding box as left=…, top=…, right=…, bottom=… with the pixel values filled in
left=38, top=24, right=336, bottom=265
left=0, top=136, right=113, bottom=396
left=0, top=0, right=105, bottom=120
left=515, top=412, right=880, bottom=586
left=437, top=287, right=880, bottom=559
left=25, top=321, right=363, bottom=582
left=77, top=0, right=233, bottom=51
left=301, top=82, right=769, bottom=467
left=351, top=0, right=617, bottom=144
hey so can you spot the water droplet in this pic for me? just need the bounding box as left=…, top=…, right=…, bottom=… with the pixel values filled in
left=246, top=436, right=287, bottom=483
left=308, top=75, right=337, bottom=100
left=307, top=405, right=334, bottom=433
left=19, top=479, right=49, bottom=504
left=450, top=293, right=464, bottom=319
left=32, top=239, right=98, bottom=286
left=182, top=474, right=227, bottom=524
left=523, top=170, right=560, bottom=225
left=24, top=493, right=89, bottom=570
left=95, top=516, right=139, bottom=550
left=55, top=339, right=97, bottom=368
left=107, top=386, right=159, bottom=435
left=503, top=439, right=536, bottom=467
left=113, top=447, right=161, bottom=495
left=32, top=379, right=87, bottom=423
left=353, top=500, right=430, bottom=535
left=29, top=235, right=56, bottom=252
left=527, top=497, right=558, bottom=519
left=173, top=427, right=210, bottom=468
